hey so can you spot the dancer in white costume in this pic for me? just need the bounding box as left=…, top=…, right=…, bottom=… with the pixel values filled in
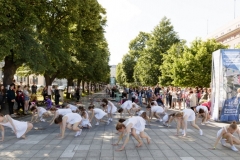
left=195, top=105, right=210, bottom=125
left=112, top=116, right=151, bottom=151
left=79, top=107, right=92, bottom=128
left=170, top=109, right=203, bottom=136
left=66, top=104, right=79, bottom=113
left=30, top=106, right=51, bottom=123
left=49, top=107, right=72, bottom=125
left=0, top=114, right=33, bottom=140
left=54, top=113, right=82, bottom=138
left=211, top=121, right=240, bottom=151
left=88, top=105, right=109, bottom=125
left=132, top=102, right=141, bottom=115
left=118, top=100, right=133, bottom=118
left=147, top=102, right=166, bottom=122
left=102, top=99, right=117, bottom=122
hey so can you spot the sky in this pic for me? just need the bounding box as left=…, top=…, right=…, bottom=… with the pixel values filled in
left=97, top=0, right=240, bottom=65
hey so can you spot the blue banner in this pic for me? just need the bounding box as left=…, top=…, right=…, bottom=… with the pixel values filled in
left=220, top=97, right=240, bottom=121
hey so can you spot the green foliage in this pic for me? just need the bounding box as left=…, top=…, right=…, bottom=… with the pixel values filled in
left=160, top=39, right=228, bottom=87
left=116, top=63, right=126, bottom=85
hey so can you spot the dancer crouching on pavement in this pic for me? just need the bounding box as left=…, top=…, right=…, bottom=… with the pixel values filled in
left=79, top=107, right=92, bottom=128
left=30, top=105, right=52, bottom=123
left=211, top=121, right=240, bottom=151
left=146, top=102, right=166, bottom=122
left=0, top=114, right=33, bottom=140
left=195, top=105, right=210, bottom=125
left=49, top=107, right=72, bottom=125
left=169, top=108, right=203, bottom=136
left=118, top=100, right=133, bottom=118
left=54, top=113, right=82, bottom=138
left=112, top=116, right=151, bottom=151
left=88, top=105, right=110, bottom=125
left=101, top=98, right=117, bottom=122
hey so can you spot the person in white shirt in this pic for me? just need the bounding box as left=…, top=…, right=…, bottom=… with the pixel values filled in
left=146, top=102, right=165, bottom=122
left=49, top=107, right=72, bottom=125
left=30, top=106, right=52, bottom=123
left=195, top=105, right=210, bottom=125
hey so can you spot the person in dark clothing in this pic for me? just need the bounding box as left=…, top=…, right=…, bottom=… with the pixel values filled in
left=42, top=86, right=48, bottom=101
left=7, top=84, right=16, bottom=117
left=54, top=86, right=60, bottom=106
left=75, top=87, right=80, bottom=102
left=31, top=83, right=37, bottom=94
left=0, top=85, right=6, bottom=111
left=16, top=86, right=25, bottom=114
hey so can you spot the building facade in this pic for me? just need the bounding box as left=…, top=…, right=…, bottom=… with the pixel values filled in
left=207, top=16, right=240, bottom=48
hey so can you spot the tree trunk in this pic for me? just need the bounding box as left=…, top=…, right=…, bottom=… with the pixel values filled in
left=66, top=78, right=73, bottom=99
left=3, top=55, right=19, bottom=87
left=82, top=81, right=85, bottom=93
left=87, top=82, right=90, bottom=94
left=44, top=74, right=55, bottom=87
left=77, top=78, right=81, bottom=87
left=94, top=83, right=96, bottom=92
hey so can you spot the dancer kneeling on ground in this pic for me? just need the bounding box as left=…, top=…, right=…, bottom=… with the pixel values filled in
left=0, top=114, right=33, bottom=140
left=30, top=105, right=52, bottom=123
left=101, top=98, right=117, bottom=122
left=112, top=116, right=151, bottom=151
left=79, top=107, right=92, bottom=128
left=65, top=103, right=79, bottom=113
left=195, top=105, right=210, bottom=125
left=54, top=113, right=82, bottom=138
left=211, top=121, right=240, bottom=151
left=146, top=102, right=166, bottom=122
left=118, top=100, right=133, bottom=118
left=49, top=107, right=72, bottom=125
left=88, top=105, right=110, bottom=125
left=169, top=108, right=203, bottom=136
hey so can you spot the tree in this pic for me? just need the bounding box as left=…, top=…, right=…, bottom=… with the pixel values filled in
left=116, top=63, right=125, bottom=85
left=0, top=0, right=47, bottom=86
left=134, top=17, right=180, bottom=85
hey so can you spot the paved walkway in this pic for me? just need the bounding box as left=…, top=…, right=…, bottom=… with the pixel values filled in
left=0, top=92, right=240, bottom=160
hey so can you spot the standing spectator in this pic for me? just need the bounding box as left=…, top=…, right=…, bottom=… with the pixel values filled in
left=146, top=87, right=152, bottom=105
left=42, top=86, right=48, bottom=101
left=54, top=86, right=60, bottom=106
left=23, top=86, right=30, bottom=114
left=177, top=88, right=182, bottom=110
left=31, top=83, right=37, bottom=94
left=137, top=87, right=144, bottom=107
left=10, top=79, right=17, bottom=91
left=0, top=85, right=6, bottom=111
left=75, top=87, right=80, bottom=102
left=7, top=84, right=16, bottom=117
left=154, top=84, right=161, bottom=95
left=16, top=86, right=25, bottom=114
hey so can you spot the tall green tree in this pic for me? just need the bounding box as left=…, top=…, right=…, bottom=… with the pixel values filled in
left=116, top=63, right=126, bottom=85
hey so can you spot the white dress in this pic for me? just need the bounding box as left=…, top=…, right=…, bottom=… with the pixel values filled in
left=121, top=100, right=132, bottom=110
left=64, top=113, right=82, bottom=124
left=38, top=107, right=47, bottom=117
left=123, top=116, right=145, bottom=133
left=69, top=104, right=78, bottom=112
left=132, top=102, right=140, bottom=109
left=81, top=111, right=92, bottom=127
left=57, top=109, right=72, bottom=115
left=137, top=110, right=145, bottom=116
left=0, top=116, right=27, bottom=138
left=183, top=109, right=195, bottom=121
left=162, top=114, right=169, bottom=122
left=107, top=101, right=117, bottom=113
left=93, top=108, right=107, bottom=119
left=151, top=106, right=164, bottom=114
left=196, top=105, right=208, bottom=113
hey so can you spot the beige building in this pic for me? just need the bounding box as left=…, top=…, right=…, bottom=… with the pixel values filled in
left=207, top=16, right=240, bottom=48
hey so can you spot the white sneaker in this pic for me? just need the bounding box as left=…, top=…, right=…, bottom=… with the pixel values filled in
left=221, top=139, right=226, bottom=146
left=159, top=119, right=163, bottom=122
left=110, top=118, right=113, bottom=122
left=75, top=131, right=80, bottom=137
left=107, top=120, right=110, bottom=125
left=231, top=145, right=238, bottom=152
left=78, top=130, right=82, bottom=136
left=201, top=123, right=205, bottom=125
left=199, top=129, right=203, bottom=136
left=182, top=129, right=185, bottom=135
left=205, top=121, right=210, bottom=124
left=95, top=122, right=99, bottom=126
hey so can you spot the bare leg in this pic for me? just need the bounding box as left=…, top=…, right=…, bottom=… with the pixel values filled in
left=21, top=122, right=33, bottom=139
left=190, top=121, right=201, bottom=130
left=131, top=129, right=142, bottom=147
left=140, top=131, right=151, bottom=144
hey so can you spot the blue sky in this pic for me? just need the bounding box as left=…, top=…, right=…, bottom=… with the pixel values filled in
left=97, top=0, right=240, bottom=65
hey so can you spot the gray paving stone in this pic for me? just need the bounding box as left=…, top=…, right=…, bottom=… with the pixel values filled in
left=162, top=149, right=178, bottom=157
left=174, top=150, right=191, bottom=157
left=75, top=145, right=90, bottom=151
left=73, top=151, right=88, bottom=157
left=100, top=149, right=113, bottom=157
left=34, top=149, right=52, bottom=158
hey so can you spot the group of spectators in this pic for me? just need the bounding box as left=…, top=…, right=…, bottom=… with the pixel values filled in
left=119, top=84, right=211, bottom=111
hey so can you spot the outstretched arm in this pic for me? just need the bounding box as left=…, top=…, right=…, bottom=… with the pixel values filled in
left=59, top=118, right=67, bottom=139
left=112, top=133, right=124, bottom=146
left=50, top=112, right=58, bottom=125
left=6, top=115, right=17, bottom=134
left=0, top=125, right=4, bottom=141
left=90, top=110, right=95, bottom=122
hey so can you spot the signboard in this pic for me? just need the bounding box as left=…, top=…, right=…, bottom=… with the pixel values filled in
left=110, top=77, right=115, bottom=85
left=211, top=49, right=240, bottom=122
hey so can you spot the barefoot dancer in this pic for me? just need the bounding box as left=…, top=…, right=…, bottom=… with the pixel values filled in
left=0, top=114, right=33, bottom=140
left=212, top=121, right=240, bottom=151
left=195, top=105, right=210, bottom=125
left=54, top=113, right=82, bottom=138
left=112, top=116, right=151, bottom=151
left=30, top=106, right=52, bottom=123
left=102, top=98, right=117, bottom=122
left=49, top=107, right=72, bottom=125
left=88, top=105, right=110, bottom=125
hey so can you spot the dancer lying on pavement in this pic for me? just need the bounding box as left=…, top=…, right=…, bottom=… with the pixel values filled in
left=49, top=107, right=72, bottom=125
left=0, top=114, right=33, bottom=140
left=54, top=113, right=82, bottom=138
left=88, top=105, right=110, bottom=126
left=112, top=116, right=151, bottom=151
left=211, top=121, right=240, bottom=152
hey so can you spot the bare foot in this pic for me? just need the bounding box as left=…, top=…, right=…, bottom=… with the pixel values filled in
left=136, top=142, right=143, bottom=147
left=21, top=135, right=26, bottom=139
left=147, top=137, right=151, bottom=144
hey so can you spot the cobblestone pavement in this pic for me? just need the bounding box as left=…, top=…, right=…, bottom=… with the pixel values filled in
left=0, top=92, right=240, bottom=160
